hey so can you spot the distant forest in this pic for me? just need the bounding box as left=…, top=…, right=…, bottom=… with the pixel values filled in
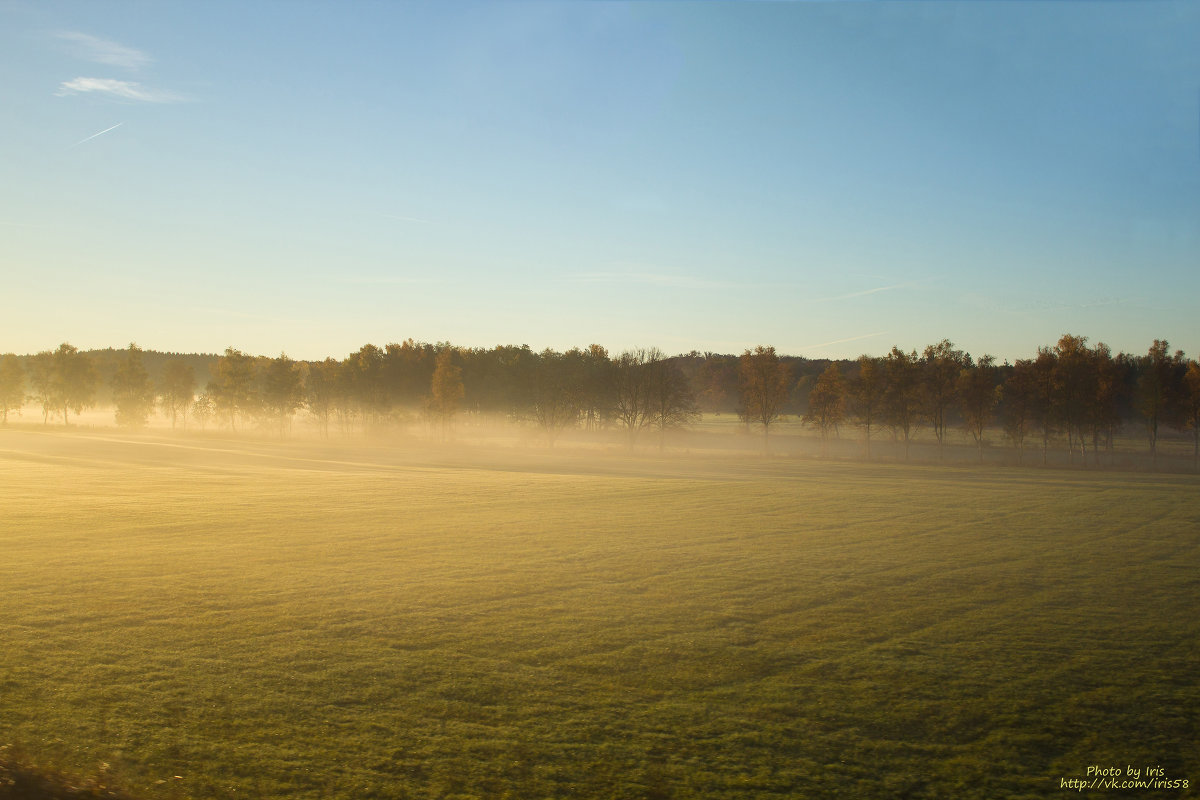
left=1, top=336, right=1198, bottom=469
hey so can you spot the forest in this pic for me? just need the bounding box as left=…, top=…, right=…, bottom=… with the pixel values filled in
left=1, top=335, right=1198, bottom=469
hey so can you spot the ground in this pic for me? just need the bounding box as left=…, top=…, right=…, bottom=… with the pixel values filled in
left=1, top=428, right=1197, bottom=799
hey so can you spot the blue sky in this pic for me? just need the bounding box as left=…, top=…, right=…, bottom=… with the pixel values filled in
left=1, top=1, right=1197, bottom=362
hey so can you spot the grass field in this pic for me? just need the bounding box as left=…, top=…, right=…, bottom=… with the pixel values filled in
left=1, top=428, right=1197, bottom=799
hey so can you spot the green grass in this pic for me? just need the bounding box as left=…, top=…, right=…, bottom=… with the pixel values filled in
left=1, top=429, right=1198, bottom=799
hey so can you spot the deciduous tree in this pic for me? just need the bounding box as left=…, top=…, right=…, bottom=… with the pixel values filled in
left=27, top=351, right=56, bottom=424
left=738, top=345, right=791, bottom=453
left=612, top=348, right=658, bottom=448
left=921, top=340, right=967, bottom=459
left=261, top=353, right=304, bottom=436
left=848, top=355, right=885, bottom=460
left=208, top=347, right=258, bottom=431
left=160, top=359, right=196, bottom=431
left=428, top=347, right=464, bottom=438
left=1181, top=361, right=1200, bottom=471
left=803, top=362, right=846, bottom=452
left=1030, top=347, right=1058, bottom=465
left=1052, top=334, right=1096, bottom=464
left=111, top=343, right=155, bottom=429
left=646, top=355, right=700, bottom=450
left=957, top=355, right=998, bottom=463
left=883, top=347, right=921, bottom=460
left=1001, top=359, right=1035, bottom=464
left=1136, top=339, right=1184, bottom=466
left=52, top=343, right=97, bottom=426
left=305, top=357, right=341, bottom=438
left=0, top=354, right=24, bottom=424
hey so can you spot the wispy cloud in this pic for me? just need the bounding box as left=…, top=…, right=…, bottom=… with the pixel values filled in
left=56, top=32, right=151, bottom=70
left=68, top=121, right=123, bottom=147
left=797, top=331, right=889, bottom=350
left=338, top=275, right=442, bottom=286
left=814, top=283, right=911, bottom=303
left=55, top=77, right=182, bottom=103
left=570, top=271, right=736, bottom=290
left=379, top=213, right=432, bottom=224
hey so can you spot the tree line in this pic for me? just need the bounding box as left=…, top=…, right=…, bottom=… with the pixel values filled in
left=1, top=335, right=1198, bottom=468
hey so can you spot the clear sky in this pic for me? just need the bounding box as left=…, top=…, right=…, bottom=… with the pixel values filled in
left=2, top=1, right=1197, bottom=362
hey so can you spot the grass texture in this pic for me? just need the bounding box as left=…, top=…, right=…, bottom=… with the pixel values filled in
left=1, top=430, right=1197, bottom=798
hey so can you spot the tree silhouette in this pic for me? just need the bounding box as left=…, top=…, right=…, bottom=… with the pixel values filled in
left=1001, top=359, right=1035, bottom=464
left=738, top=346, right=791, bottom=453
left=160, top=359, right=196, bottom=431
left=957, top=355, right=998, bottom=463
left=192, top=393, right=214, bottom=431
left=577, top=344, right=614, bottom=432
left=305, top=358, right=341, bottom=438
left=1086, top=343, right=1123, bottom=465
left=208, top=347, right=258, bottom=431
left=921, top=340, right=967, bottom=460
left=1137, top=339, right=1183, bottom=467
left=612, top=348, right=658, bottom=448
left=111, top=343, right=155, bottom=429
left=346, top=344, right=388, bottom=427
left=883, top=347, right=921, bottom=460
left=848, top=355, right=885, bottom=461
left=27, top=352, right=56, bottom=424
left=804, top=362, right=846, bottom=453
left=52, top=343, right=97, bottom=426
left=528, top=350, right=580, bottom=445
left=1030, top=348, right=1058, bottom=465
left=0, top=354, right=24, bottom=424
left=428, top=348, right=464, bottom=439
left=1181, top=361, right=1200, bottom=471
left=1052, top=334, right=1096, bottom=464
left=645, top=355, right=700, bottom=450
left=261, top=353, right=304, bottom=437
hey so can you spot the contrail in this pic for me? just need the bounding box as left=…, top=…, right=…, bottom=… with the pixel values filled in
left=798, top=331, right=889, bottom=350
left=69, top=122, right=123, bottom=147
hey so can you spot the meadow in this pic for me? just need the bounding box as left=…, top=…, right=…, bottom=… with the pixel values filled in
left=1, top=428, right=1197, bottom=799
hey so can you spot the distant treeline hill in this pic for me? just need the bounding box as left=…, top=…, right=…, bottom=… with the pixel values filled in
left=0, top=336, right=1197, bottom=468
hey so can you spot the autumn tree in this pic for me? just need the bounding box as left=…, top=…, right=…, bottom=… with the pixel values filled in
left=1030, top=347, right=1058, bottom=465
left=612, top=348, right=658, bottom=448
left=346, top=344, right=388, bottom=426
left=528, top=349, right=580, bottom=445
left=1181, top=361, right=1200, bottom=471
left=208, top=347, right=258, bottom=431
left=52, top=343, right=97, bottom=426
left=192, top=393, right=214, bottom=431
left=428, top=347, right=464, bottom=438
left=645, top=355, right=700, bottom=450
left=738, top=345, right=791, bottom=452
left=1137, top=339, right=1183, bottom=466
left=1052, top=334, right=1096, bottom=464
left=261, top=353, right=304, bottom=436
left=957, top=355, right=999, bottom=463
left=305, top=357, right=342, bottom=438
left=883, top=347, right=921, bottom=460
left=848, top=355, right=885, bottom=460
left=1086, top=343, right=1124, bottom=464
left=0, top=354, right=24, bottom=424
left=921, top=340, right=968, bottom=459
left=803, top=362, right=846, bottom=452
left=1001, top=359, right=1035, bottom=464
left=111, top=343, right=155, bottom=429
left=27, top=351, right=56, bottom=424
left=159, top=359, right=196, bottom=431
left=577, top=344, right=614, bottom=432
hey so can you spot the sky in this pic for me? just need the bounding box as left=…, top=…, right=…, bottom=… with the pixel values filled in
left=1, top=1, right=1198, bottom=362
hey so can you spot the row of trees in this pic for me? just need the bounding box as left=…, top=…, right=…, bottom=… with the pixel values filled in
left=795, top=336, right=1200, bottom=467
left=2, top=335, right=1198, bottom=467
